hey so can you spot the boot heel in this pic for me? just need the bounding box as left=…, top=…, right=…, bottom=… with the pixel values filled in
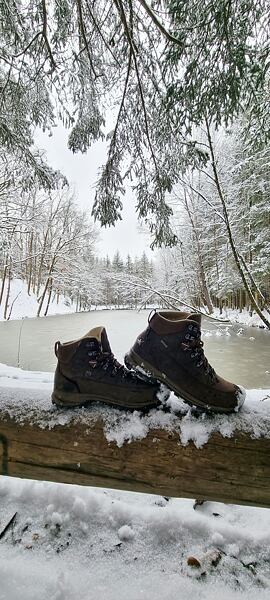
left=51, top=391, right=90, bottom=408
left=52, top=366, right=83, bottom=407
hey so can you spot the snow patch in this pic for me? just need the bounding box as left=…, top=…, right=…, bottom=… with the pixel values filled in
left=0, top=278, right=76, bottom=321
left=1, top=477, right=270, bottom=599
left=212, top=307, right=270, bottom=329
left=236, top=385, right=246, bottom=411
left=117, top=525, right=135, bottom=541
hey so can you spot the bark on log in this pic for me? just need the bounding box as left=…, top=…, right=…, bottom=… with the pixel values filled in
left=1, top=409, right=270, bottom=508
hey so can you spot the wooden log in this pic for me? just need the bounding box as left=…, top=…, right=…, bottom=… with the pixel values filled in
left=1, top=407, right=270, bottom=508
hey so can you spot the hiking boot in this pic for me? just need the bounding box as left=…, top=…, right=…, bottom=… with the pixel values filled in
left=52, top=326, right=163, bottom=410
left=125, top=311, right=246, bottom=413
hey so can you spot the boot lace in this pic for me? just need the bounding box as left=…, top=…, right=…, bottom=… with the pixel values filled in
left=181, top=324, right=217, bottom=382
left=87, top=345, right=139, bottom=382
left=99, top=353, right=133, bottom=379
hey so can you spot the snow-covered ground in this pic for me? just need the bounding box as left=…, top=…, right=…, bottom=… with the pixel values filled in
left=0, top=279, right=76, bottom=321
left=0, top=364, right=270, bottom=599
left=1, top=477, right=270, bottom=600
left=212, top=307, right=270, bottom=329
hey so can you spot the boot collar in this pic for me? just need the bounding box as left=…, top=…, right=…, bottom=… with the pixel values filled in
left=55, top=326, right=111, bottom=363
left=149, top=311, right=201, bottom=335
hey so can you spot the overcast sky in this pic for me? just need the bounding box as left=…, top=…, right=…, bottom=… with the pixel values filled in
left=35, top=125, right=153, bottom=260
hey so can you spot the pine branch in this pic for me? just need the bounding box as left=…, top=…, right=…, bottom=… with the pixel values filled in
left=41, top=0, right=56, bottom=72
left=137, top=0, right=184, bottom=47
left=76, top=0, right=98, bottom=78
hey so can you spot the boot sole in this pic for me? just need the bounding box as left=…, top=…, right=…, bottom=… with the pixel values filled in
left=125, top=350, right=236, bottom=414
left=51, top=390, right=160, bottom=412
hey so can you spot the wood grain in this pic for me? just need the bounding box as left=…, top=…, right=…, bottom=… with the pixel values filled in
left=1, top=410, right=270, bottom=507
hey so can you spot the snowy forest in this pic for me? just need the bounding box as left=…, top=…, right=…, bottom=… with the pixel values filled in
left=2, top=4, right=270, bottom=600
left=0, top=0, right=269, bottom=325
left=1, top=122, right=269, bottom=321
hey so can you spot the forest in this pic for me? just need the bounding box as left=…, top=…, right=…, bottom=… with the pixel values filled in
left=0, top=0, right=269, bottom=325
left=1, top=4, right=270, bottom=600
left=1, top=121, right=269, bottom=321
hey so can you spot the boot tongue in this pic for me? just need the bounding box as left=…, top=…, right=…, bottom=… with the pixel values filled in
left=187, top=313, right=202, bottom=328
left=83, top=326, right=112, bottom=353
left=100, top=327, right=112, bottom=353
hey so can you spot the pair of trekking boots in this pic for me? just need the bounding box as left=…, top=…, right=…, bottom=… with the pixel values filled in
left=52, top=311, right=246, bottom=414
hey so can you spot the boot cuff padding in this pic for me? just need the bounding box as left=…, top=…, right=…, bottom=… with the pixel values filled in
left=83, top=326, right=104, bottom=341
left=150, top=311, right=201, bottom=335
left=56, top=326, right=105, bottom=363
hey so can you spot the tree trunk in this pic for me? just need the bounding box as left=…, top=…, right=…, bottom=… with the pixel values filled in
left=183, top=190, right=214, bottom=314
left=44, top=277, right=53, bottom=316
left=3, top=261, right=11, bottom=320
left=0, top=262, right=8, bottom=306
left=36, top=226, right=50, bottom=297
left=205, top=119, right=270, bottom=330
left=27, top=232, right=34, bottom=295
left=37, top=258, right=56, bottom=317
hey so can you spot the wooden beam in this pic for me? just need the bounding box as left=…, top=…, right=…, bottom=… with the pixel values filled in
left=1, top=407, right=270, bottom=508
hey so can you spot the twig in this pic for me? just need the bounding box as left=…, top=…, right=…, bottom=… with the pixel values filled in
left=0, top=513, right=17, bottom=540
left=85, top=0, right=121, bottom=67
left=12, top=31, right=42, bottom=59
left=115, top=0, right=161, bottom=183
left=7, top=291, right=21, bottom=320
left=76, top=0, right=97, bottom=77
left=41, top=0, right=56, bottom=72
left=137, top=0, right=184, bottom=47
left=109, top=273, right=230, bottom=323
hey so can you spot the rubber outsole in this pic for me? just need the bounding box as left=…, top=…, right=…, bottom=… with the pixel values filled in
left=124, top=350, right=237, bottom=414
left=51, top=391, right=161, bottom=412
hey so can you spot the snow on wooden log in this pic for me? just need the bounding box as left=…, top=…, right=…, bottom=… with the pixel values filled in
left=1, top=387, right=270, bottom=508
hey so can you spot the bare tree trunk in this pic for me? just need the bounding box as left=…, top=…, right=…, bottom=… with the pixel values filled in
left=44, top=277, right=53, bottom=316
left=27, top=231, right=34, bottom=295
left=238, top=254, right=270, bottom=316
left=37, top=257, right=56, bottom=317
left=0, top=261, right=8, bottom=306
left=32, top=235, right=37, bottom=294
left=183, top=190, right=214, bottom=314
left=205, top=118, right=270, bottom=330
left=36, top=226, right=50, bottom=297
left=7, top=291, right=21, bottom=320
left=3, top=261, right=11, bottom=320
left=213, top=215, right=220, bottom=283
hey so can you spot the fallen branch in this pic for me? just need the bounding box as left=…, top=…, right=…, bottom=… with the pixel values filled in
left=0, top=512, right=17, bottom=541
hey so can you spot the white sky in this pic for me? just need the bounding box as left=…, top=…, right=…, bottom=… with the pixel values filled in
left=35, top=125, right=153, bottom=260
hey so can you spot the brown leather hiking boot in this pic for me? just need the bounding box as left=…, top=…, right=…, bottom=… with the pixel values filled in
left=52, top=326, right=163, bottom=410
left=125, top=311, right=246, bottom=413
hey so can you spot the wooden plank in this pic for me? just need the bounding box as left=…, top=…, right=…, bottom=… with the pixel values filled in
left=1, top=410, right=270, bottom=507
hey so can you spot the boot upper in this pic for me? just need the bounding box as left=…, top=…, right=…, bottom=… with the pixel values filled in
left=56, top=326, right=159, bottom=392
left=130, top=310, right=246, bottom=412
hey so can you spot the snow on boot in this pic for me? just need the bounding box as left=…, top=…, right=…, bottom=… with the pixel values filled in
left=125, top=311, right=246, bottom=413
left=52, top=326, right=163, bottom=410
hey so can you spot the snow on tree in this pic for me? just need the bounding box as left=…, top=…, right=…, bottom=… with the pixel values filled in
left=1, top=0, right=269, bottom=246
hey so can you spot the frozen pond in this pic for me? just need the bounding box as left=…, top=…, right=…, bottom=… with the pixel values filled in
left=0, top=309, right=269, bottom=389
